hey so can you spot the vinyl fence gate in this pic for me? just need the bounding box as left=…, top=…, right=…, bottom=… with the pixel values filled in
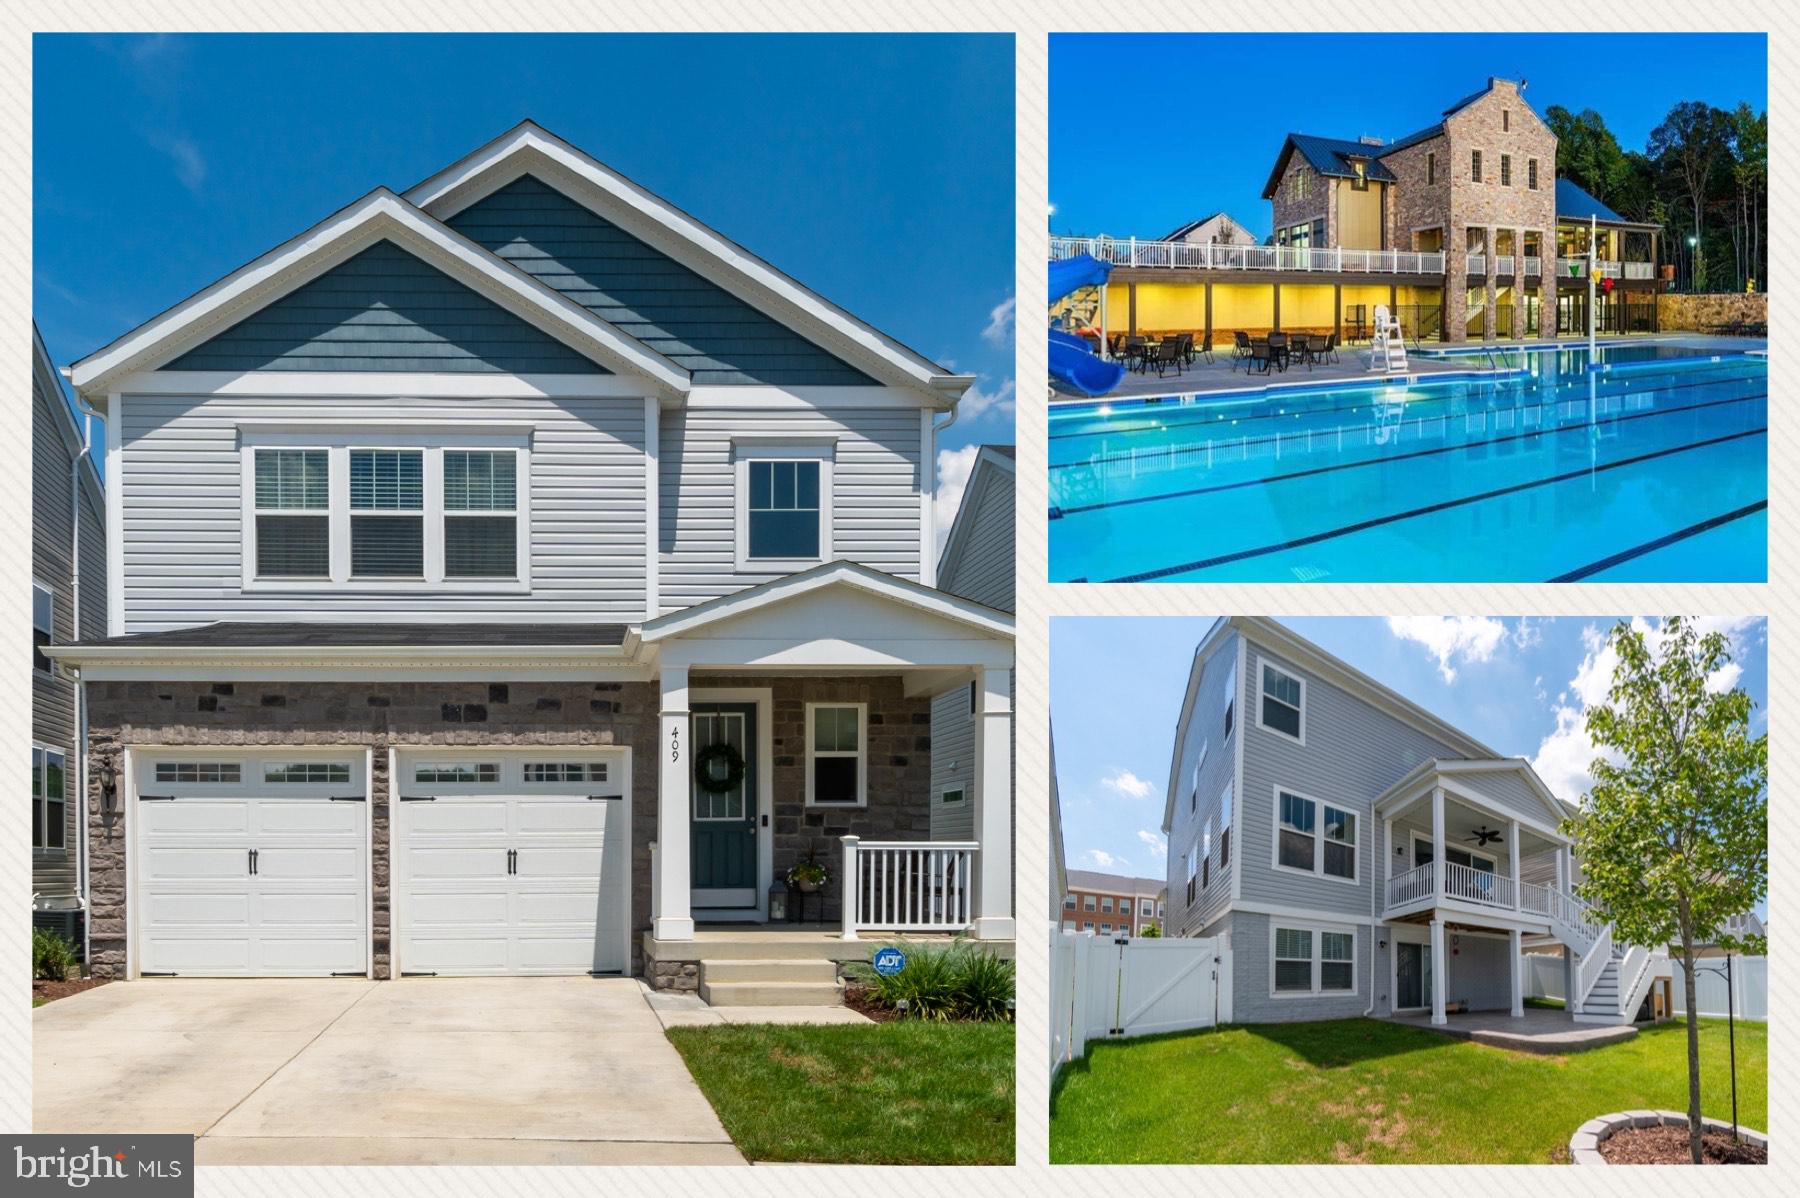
left=1050, top=929, right=1232, bottom=1076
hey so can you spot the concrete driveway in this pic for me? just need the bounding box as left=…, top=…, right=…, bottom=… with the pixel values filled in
left=35, top=977, right=743, bottom=1164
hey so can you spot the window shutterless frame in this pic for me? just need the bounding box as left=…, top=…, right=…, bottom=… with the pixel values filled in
left=1270, top=784, right=1359, bottom=885
left=731, top=439, right=835, bottom=573
left=1255, top=656, right=1306, bottom=745
left=32, top=580, right=54, bottom=675
left=804, top=700, right=866, bottom=807
left=1269, top=919, right=1359, bottom=998
left=239, top=429, right=530, bottom=591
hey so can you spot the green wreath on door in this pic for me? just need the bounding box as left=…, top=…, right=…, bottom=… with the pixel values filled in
left=693, top=741, right=746, bottom=794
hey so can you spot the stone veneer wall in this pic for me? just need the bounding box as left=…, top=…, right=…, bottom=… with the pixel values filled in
left=1657, top=291, right=1767, bottom=331
left=84, top=680, right=658, bottom=980
left=1269, top=155, right=1327, bottom=245
left=85, top=673, right=932, bottom=985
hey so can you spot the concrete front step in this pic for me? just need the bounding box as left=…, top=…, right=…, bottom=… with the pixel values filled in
left=701, top=958, right=838, bottom=984
left=698, top=979, right=845, bottom=1007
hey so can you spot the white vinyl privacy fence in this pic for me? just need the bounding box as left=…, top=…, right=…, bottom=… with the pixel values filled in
left=1049, top=928, right=1231, bottom=1076
left=1524, top=951, right=1768, bottom=1021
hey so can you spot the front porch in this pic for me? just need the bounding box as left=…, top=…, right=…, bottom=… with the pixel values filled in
left=635, top=564, right=1015, bottom=999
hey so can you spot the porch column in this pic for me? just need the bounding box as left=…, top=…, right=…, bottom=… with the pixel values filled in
left=1383, top=815, right=1394, bottom=888
left=1429, top=916, right=1447, bottom=1026
left=972, top=665, right=1015, bottom=940
left=1430, top=786, right=1445, bottom=900
left=654, top=665, right=694, bottom=941
left=1510, top=927, right=1525, bottom=1017
left=1508, top=819, right=1521, bottom=911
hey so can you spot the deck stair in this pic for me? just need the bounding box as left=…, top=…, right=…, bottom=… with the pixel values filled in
left=696, top=956, right=844, bottom=1007
left=1371, top=304, right=1409, bottom=373
left=1544, top=887, right=1668, bottom=1025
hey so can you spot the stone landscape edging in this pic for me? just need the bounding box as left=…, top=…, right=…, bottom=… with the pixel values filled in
left=1568, top=1109, right=1768, bottom=1165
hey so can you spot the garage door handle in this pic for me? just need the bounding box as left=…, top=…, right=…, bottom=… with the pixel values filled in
left=399, top=795, right=437, bottom=802
left=507, top=848, right=517, bottom=875
left=138, top=794, right=177, bottom=802
left=586, top=795, right=619, bottom=801
left=328, top=794, right=366, bottom=802
left=248, top=848, right=258, bottom=876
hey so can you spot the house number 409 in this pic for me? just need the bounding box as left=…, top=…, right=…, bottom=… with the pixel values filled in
left=670, top=725, right=681, bottom=762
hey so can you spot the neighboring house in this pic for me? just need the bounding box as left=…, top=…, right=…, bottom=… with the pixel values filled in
left=1160, top=212, right=1257, bottom=247
left=931, top=444, right=1014, bottom=842
left=1061, top=870, right=1164, bottom=937
left=48, top=122, right=1015, bottom=1001
left=1053, top=78, right=1664, bottom=344
left=31, top=325, right=107, bottom=952
left=1162, top=617, right=1668, bottom=1027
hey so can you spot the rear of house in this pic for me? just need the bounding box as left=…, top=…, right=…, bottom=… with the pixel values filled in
left=49, top=123, right=1015, bottom=1001
left=1164, top=617, right=1669, bottom=1029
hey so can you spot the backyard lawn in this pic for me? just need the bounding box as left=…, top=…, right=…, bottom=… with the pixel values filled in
left=667, top=1020, right=1014, bottom=1164
left=1050, top=1017, right=1765, bottom=1164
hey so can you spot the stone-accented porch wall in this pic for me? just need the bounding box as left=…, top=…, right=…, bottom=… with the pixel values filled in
left=1269, top=156, right=1327, bottom=245
left=83, top=679, right=658, bottom=980
left=695, top=672, right=934, bottom=918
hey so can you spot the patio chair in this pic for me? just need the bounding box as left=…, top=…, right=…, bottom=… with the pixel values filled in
left=1321, top=332, right=1340, bottom=364
left=1195, top=334, right=1215, bottom=365
left=1243, top=339, right=1273, bottom=375
left=1233, top=331, right=1252, bottom=359
left=1123, top=336, right=1148, bottom=372
left=1176, top=333, right=1195, bottom=365
left=1301, top=333, right=1328, bottom=370
left=1266, top=331, right=1290, bottom=373
left=1149, top=338, right=1185, bottom=378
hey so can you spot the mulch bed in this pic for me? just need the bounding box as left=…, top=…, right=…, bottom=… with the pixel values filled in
left=1599, top=1124, right=1767, bottom=1164
left=843, top=983, right=903, bottom=1023
left=33, top=977, right=109, bottom=1004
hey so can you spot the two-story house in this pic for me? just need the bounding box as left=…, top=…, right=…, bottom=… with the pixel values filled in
left=1051, top=78, right=1663, bottom=346
left=1163, top=617, right=1667, bottom=1028
left=1060, top=870, right=1164, bottom=936
left=47, top=122, right=1015, bottom=1003
left=32, top=325, right=107, bottom=955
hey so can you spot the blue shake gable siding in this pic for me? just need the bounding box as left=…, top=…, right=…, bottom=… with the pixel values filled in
left=163, top=240, right=609, bottom=374
left=446, top=175, right=879, bottom=386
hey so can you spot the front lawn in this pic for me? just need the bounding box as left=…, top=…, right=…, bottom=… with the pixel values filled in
left=1051, top=1017, right=1765, bottom=1164
left=667, top=1020, right=1014, bottom=1164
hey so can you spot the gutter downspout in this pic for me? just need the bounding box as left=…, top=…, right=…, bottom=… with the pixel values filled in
left=69, top=393, right=101, bottom=969
left=1365, top=825, right=1379, bottom=1017
left=928, top=401, right=960, bottom=585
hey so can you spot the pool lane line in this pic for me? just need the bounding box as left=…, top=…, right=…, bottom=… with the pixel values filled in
left=1097, top=426, right=1768, bottom=583
left=1046, top=359, right=1766, bottom=445
left=1548, top=502, right=1769, bottom=582
left=1048, top=391, right=1766, bottom=519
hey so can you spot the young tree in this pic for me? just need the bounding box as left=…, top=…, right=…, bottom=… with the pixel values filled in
left=1137, top=921, right=1162, bottom=938
left=1564, top=618, right=1767, bottom=1163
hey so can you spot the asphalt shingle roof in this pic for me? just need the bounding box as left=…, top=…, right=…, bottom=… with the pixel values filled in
left=67, top=622, right=630, bottom=650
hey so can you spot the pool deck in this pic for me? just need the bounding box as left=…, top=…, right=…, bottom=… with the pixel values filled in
left=1050, top=333, right=1767, bottom=403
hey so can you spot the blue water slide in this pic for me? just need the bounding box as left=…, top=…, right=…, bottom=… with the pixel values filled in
left=1048, top=254, right=1125, bottom=396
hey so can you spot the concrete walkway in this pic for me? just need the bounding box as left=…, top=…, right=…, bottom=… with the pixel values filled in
left=34, top=977, right=744, bottom=1164
left=1386, top=1007, right=1638, bottom=1054
left=640, top=981, right=872, bottom=1029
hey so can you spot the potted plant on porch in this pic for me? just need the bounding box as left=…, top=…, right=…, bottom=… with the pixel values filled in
left=786, top=847, right=831, bottom=893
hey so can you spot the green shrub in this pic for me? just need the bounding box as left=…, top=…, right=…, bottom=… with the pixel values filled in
left=33, top=928, right=77, bottom=982
left=864, top=942, right=1015, bottom=1022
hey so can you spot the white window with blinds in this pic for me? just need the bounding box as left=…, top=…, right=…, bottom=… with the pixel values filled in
left=1270, top=921, right=1358, bottom=997
left=241, top=430, right=530, bottom=590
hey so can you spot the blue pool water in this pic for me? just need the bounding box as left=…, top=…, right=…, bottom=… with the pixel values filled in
left=1047, top=345, right=1767, bottom=582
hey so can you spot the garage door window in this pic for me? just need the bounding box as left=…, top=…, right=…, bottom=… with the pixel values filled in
left=154, top=762, right=242, bottom=784
left=414, top=762, right=499, bottom=784
left=264, top=762, right=352, bottom=784
left=524, top=762, right=606, bottom=783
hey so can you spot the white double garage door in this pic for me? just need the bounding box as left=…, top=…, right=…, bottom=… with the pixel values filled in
left=134, top=749, right=630, bottom=978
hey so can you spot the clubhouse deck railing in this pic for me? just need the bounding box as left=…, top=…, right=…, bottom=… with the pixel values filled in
left=1052, top=235, right=1446, bottom=275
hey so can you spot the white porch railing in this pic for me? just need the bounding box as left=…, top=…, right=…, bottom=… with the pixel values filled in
left=1467, top=253, right=1488, bottom=276
left=1494, top=255, right=1516, bottom=275
left=1558, top=257, right=1586, bottom=278
left=1575, top=921, right=1614, bottom=1014
left=1387, top=862, right=1434, bottom=908
left=1546, top=887, right=1607, bottom=955
left=840, top=836, right=978, bottom=939
left=1519, top=880, right=1553, bottom=916
left=1444, top=861, right=1515, bottom=908
left=1523, top=256, right=1543, bottom=276
left=1624, top=261, right=1656, bottom=280
left=1049, top=235, right=1446, bottom=275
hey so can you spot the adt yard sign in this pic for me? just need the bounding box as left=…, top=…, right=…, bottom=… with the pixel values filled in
left=872, top=947, right=907, bottom=976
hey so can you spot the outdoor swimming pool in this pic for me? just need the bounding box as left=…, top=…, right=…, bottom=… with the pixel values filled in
left=1047, top=344, right=1767, bottom=582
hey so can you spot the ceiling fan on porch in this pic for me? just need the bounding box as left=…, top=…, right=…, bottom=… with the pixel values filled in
left=1466, top=825, right=1504, bottom=847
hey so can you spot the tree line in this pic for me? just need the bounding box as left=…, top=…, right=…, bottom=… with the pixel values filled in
left=1548, top=101, right=1767, bottom=294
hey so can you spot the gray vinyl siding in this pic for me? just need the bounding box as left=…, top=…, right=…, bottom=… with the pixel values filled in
left=929, top=684, right=975, bottom=841
left=1168, top=632, right=1239, bottom=939
left=657, top=406, right=924, bottom=611
left=447, top=175, right=877, bottom=386
left=1231, top=910, right=1371, bottom=1023
left=937, top=462, right=1014, bottom=611
left=1378, top=929, right=1514, bottom=1016
left=33, top=365, right=103, bottom=905
left=163, top=240, right=609, bottom=375
left=1237, top=638, right=1462, bottom=919
left=1459, top=767, right=1561, bottom=829
left=117, top=392, right=647, bottom=630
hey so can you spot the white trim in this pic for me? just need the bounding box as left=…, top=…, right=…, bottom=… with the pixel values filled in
left=402, top=122, right=968, bottom=401
left=364, top=747, right=376, bottom=979
left=1268, top=917, right=1360, bottom=999
left=644, top=397, right=660, bottom=622
left=384, top=745, right=397, bottom=977
left=69, top=190, right=689, bottom=398
left=105, top=393, right=125, bottom=637
left=1270, top=785, right=1360, bottom=886
left=1230, top=636, right=1247, bottom=907
left=731, top=443, right=837, bottom=575
left=804, top=700, right=868, bottom=809
left=919, top=411, right=936, bottom=589
left=117, top=370, right=654, bottom=400
left=1254, top=655, right=1307, bottom=746
left=30, top=743, right=71, bottom=854
left=32, top=579, right=56, bottom=677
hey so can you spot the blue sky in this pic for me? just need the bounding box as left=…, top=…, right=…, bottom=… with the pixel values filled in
left=1051, top=616, right=1769, bottom=917
left=33, top=34, right=1016, bottom=524
left=1050, top=33, right=1767, bottom=241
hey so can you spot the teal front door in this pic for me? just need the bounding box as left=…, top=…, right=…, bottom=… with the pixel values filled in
left=691, top=703, right=758, bottom=909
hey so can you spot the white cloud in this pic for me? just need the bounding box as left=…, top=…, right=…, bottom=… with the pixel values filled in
left=1083, top=849, right=1125, bottom=870
left=150, top=132, right=206, bottom=192
left=1136, top=829, right=1167, bottom=863
left=1385, top=616, right=1509, bottom=683
left=1101, top=769, right=1155, bottom=800
left=957, top=375, right=1016, bottom=423
left=981, top=295, right=1016, bottom=346
left=1531, top=617, right=1762, bottom=803
left=933, top=444, right=981, bottom=553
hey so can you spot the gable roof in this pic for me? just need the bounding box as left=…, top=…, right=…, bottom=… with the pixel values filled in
left=1262, top=134, right=1398, bottom=198
left=404, top=121, right=974, bottom=403
left=1160, top=212, right=1257, bottom=242
left=1373, top=757, right=1576, bottom=834
left=639, top=559, right=1011, bottom=644
left=33, top=324, right=105, bottom=509
left=935, top=443, right=1016, bottom=609
left=68, top=189, right=690, bottom=400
